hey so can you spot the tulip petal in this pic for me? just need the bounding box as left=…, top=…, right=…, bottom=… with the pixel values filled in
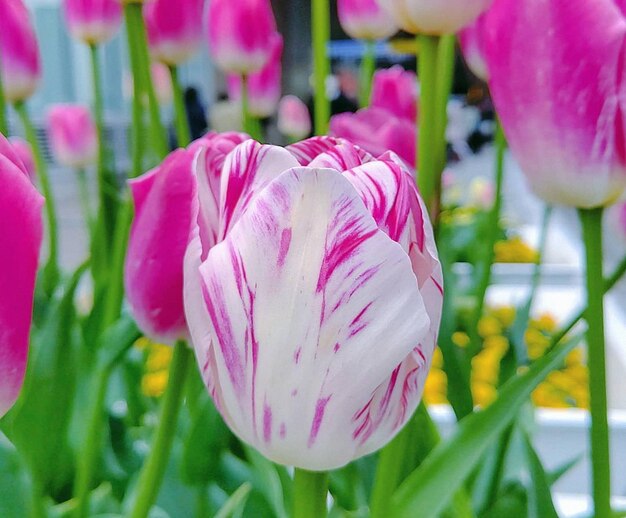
left=287, top=136, right=348, bottom=165
left=195, top=167, right=430, bottom=470
left=0, top=133, right=29, bottom=177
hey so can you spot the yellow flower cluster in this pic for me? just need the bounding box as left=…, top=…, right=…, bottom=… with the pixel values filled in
left=424, top=306, right=589, bottom=410
left=135, top=337, right=172, bottom=398
left=494, top=236, right=539, bottom=264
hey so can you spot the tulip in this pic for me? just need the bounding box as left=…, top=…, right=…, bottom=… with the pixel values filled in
left=0, top=135, right=44, bottom=417
left=47, top=104, right=98, bottom=169
left=369, top=66, right=417, bottom=122
left=277, top=95, right=312, bottom=141
left=143, top=0, right=205, bottom=65
left=8, top=137, right=35, bottom=180
left=151, top=62, right=173, bottom=105
left=0, top=0, right=41, bottom=103
left=376, top=0, right=493, bottom=35
left=226, top=34, right=283, bottom=118
left=207, top=0, right=277, bottom=74
left=63, top=0, right=123, bottom=45
left=184, top=137, right=442, bottom=470
left=126, top=132, right=247, bottom=343
left=483, top=0, right=626, bottom=208
left=338, top=0, right=398, bottom=41
left=458, top=13, right=489, bottom=81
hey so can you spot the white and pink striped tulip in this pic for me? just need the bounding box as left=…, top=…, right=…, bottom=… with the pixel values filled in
left=338, top=0, right=398, bottom=41
left=47, top=104, right=98, bottom=169
left=0, top=133, right=44, bottom=417
left=63, top=0, right=123, bottom=45
left=184, top=137, right=442, bottom=470
left=483, top=0, right=626, bottom=208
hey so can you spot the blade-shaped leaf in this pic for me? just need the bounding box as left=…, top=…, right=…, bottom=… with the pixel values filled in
left=214, top=483, right=252, bottom=518
left=522, top=433, right=558, bottom=518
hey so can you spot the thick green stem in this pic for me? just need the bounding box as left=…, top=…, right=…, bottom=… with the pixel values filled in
left=359, top=40, right=376, bottom=108
left=76, top=168, right=93, bottom=230
left=169, top=65, right=191, bottom=147
left=14, top=101, right=59, bottom=293
left=293, top=469, right=328, bottom=518
left=433, top=34, right=456, bottom=190
left=0, top=61, right=7, bottom=135
left=240, top=75, right=262, bottom=141
left=580, top=207, right=611, bottom=518
left=312, top=0, right=330, bottom=135
left=129, top=341, right=192, bottom=518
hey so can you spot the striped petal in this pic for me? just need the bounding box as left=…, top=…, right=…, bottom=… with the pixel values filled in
left=287, top=136, right=350, bottom=165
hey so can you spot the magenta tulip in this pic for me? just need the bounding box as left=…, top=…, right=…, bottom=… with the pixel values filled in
left=184, top=137, right=442, bottom=470
left=144, top=0, right=205, bottom=65
left=47, top=104, right=98, bottom=169
left=458, top=13, right=489, bottom=81
left=63, top=0, right=123, bottom=44
left=277, top=95, right=312, bottom=141
left=8, top=137, right=35, bottom=180
left=376, top=0, right=493, bottom=35
left=369, top=66, right=417, bottom=122
left=483, top=0, right=626, bottom=208
left=0, top=0, right=41, bottom=102
left=226, top=34, right=283, bottom=118
left=0, top=135, right=44, bottom=417
left=338, top=0, right=398, bottom=40
left=207, top=0, right=277, bottom=74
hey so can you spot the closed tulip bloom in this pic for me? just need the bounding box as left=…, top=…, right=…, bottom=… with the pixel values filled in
left=63, top=0, right=123, bottom=44
left=377, top=0, right=493, bottom=35
left=8, top=137, right=35, bottom=180
left=459, top=13, right=489, bottom=81
left=0, top=136, right=44, bottom=417
left=184, top=137, right=442, bottom=470
left=226, top=34, right=283, bottom=118
left=207, top=0, right=277, bottom=74
left=144, top=0, right=205, bottom=65
left=47, top=104, right=98, bottom=169
left=338, top=0, right=398, bottom=40
left=0, top=0, right=41, bottom=102
left=151, top=62, right=173, bottom=105
left=483, top=0, right=626, bottom=208
left=370, top=66, right=417, bottom=122
left=277, top=95, right=312, bottom=141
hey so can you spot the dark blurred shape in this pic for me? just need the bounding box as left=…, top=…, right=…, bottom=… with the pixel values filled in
left=185, top=87, right=208, bottom=140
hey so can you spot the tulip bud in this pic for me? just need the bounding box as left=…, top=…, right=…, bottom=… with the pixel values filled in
left=143, top=0, right=205, bottom=65
left=47, top=104, right=98, bottom=169
left=458, top=13, right=489, bottom=81
left=0, top=134, right=44, bottom=417
left=207, top=0, right=277, bottom=74
left=151, top=62, right=173, bottom=105
left=277, top=95, right=312, bottom=141
left=0, top=0, right=41, bottom=103
left=63, top=0, right=123, bottom=45
left=8, top=137, right=35, bottom=180
left=376, top=0, right=493, bottom=35
left=338, top=0, right=398, bottom=41
left=370, top=66, right=417, bottom=122
left=483, top=0, right=626, bottom=208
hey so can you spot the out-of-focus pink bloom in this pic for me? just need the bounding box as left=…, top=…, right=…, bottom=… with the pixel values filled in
left=484, top=0, right=626, bottom=208
left=277, top=95, right=311, bottom=140
left=469, top=177, right=494, bottom=209
left=376, top=0, right=493, bottom=35
left=63, top=0, right=123, bottom=44
left=338, top=0, right=398, bottom=40
left=0, top=0, right=41, bottom=102
left=0, top=133, right=43, bottom=417
left=226, top=34, right=283, bottom=118
left=207, top=0, right=277, bottom=74
left=459, top=12, right=489, bottom=81
left=126, top=132, right=248, bottom=343
left=144, top=0, right=205, bottom=65
left=184, top=137, right=442, bottom=470
left=8, top=137, right=35, bottom=180
left=330, top=107, right=416, bottom=168
left=370, top=66, right=417, bottom=122
left=47, top=104, right=98, bottom=169
left=151, top=62, right=173, bottom=105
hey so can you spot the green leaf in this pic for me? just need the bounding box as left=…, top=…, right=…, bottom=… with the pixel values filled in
left=390, top=336, right=576, bottom=518
left=547, top=455, right=582, bottom=487
left=482, top=483, right=528, bottom=518
left=522, top=433, right=558, bottom=518
left=214, top=483, right=252, bottom=518
left=0, top=433, right=31, bottom=517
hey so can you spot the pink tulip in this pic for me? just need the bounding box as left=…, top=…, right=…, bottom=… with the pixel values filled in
left=0, top=135, right=44, bottom=417
left=330, top=107, right=417, bottom=168
left=152, top=62, right=173, bottom=105
left=126, top=132, right=248, bottom=343
left=63, top=0, right=123, bottom=44
left=207, top=0, right=277, bottom=74
left=8, top=137, right=35, bottom=180
left=483, top=0, right=626, bottom=208
left=144, top=0, right=205, bottom=65
left=277, top=95, right=312, bottom=140
left=338, top=0, right=398, bottom=40
left=376, top=0, right=493, bottom=35
left=458, top=13, right=489, bottom=81
left=226, top=34, right=283, bottom=118
left=47, top=104, right=98, bottom=169
left=0, top=0, right=41, bottom=102
left=184, top=137, right=442, bottom=470
left=370, top=66, right=417, bottom=122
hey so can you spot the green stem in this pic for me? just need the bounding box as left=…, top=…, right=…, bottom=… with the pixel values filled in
left=76, top=168, right=93, bottom=231
left=359, top=40, right=376, bottom=108
left=129, top=341, right=192, bottom=518
left=483, top=423, right=514, bottom=513
left=579, top=207, right=611, bottom=518
left=169, top=65, right=191, bottom=147
left=293, top=469, right=328, bottom=518
left=14, top=101, right=59, bottom=293
left=0, top=59, right=8, bottom=135
left=311, top=0, right=330, bottom=135
left=240, top=74, right=262, bottom=141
